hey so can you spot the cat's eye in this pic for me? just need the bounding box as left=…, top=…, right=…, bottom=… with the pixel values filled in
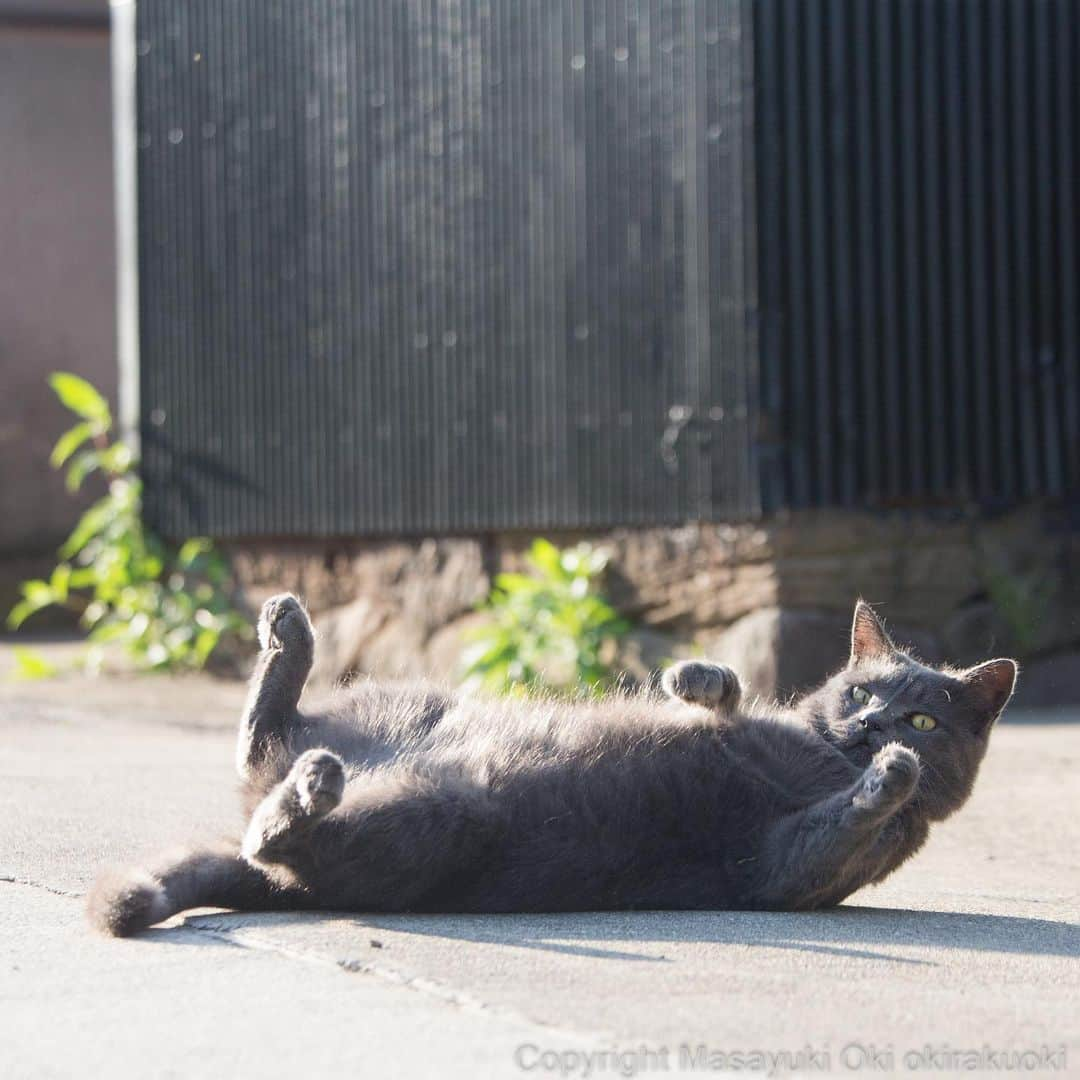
left=909, top=713, right=937, bottom=732
left=851, top=686, right=871, bottom=706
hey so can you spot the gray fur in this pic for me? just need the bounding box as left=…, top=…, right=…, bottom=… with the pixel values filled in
left=88, top=597, right=1016, bottom=934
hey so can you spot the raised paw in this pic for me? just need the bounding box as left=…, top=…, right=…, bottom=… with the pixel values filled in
left=662, top=660, right=742, bottom=712
left=242, top=748, right=345, bottom=866
left=291, top=749, right=346, bottom=816
left=257, top=593, right=315, bottom=653
left=853, top=742, right=920, bottom=814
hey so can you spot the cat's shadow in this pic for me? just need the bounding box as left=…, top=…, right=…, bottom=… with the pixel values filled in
left=174, top=905, right=1078, bottom=967
left=354, top=906, right=1078, bottom=966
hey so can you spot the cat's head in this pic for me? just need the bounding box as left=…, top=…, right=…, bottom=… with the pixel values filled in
left=803, top=601, right=1017, bottom=821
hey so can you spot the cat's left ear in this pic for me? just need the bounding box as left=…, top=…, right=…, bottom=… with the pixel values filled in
left=850, top=601, right=896, bottom=664
left=961, top=659, right=1018, bottom=730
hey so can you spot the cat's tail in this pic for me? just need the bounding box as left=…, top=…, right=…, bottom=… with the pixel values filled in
left=87, top=843, right=302, bottom=937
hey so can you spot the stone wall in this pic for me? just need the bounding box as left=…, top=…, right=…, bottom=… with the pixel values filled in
left=228, top=504, right=1080, bottom=704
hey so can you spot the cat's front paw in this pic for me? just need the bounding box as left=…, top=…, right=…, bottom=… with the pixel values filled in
left=854, top=742, right=920, bottom=813
left=257, top=593, right=315, bottom=652
left=292, top=749, right=345, bottom=815
left=662, top=660, right=742, bottom=712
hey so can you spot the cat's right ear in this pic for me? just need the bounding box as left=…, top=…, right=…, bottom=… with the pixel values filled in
left=850, top=601, right=896, bottom=664
left=961, top=658, right=1018, bottom=730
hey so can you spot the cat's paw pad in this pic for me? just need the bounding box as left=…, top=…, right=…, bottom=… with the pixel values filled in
left=292, top=749, right=345, bottom=815
left=257, top=593, right=314, bottom=652
left=855, top=743, right=920, bottom=810
left=662, top=661, right=741, bottom=711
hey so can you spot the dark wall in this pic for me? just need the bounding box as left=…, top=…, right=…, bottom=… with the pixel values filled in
left=755, top=0, right=1080, bottom=512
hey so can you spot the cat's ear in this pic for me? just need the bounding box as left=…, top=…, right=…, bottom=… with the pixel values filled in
left=849, top=601, right=896, bottom=664
left=961, top=658, right=1018, bottom=730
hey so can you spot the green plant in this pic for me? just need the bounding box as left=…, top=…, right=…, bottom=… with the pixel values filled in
left=980, top=562, right=1054, bottom=656
left=6, top=373, right=250, bottom=676
left=461, top=538, right=630, bottom=696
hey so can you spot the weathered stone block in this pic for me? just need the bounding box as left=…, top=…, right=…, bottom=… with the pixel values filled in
left=220, top=506, right=1080, bottom=701
left=230, top=537, right=489, bottom=629
left=1010, top=651, right=1080, bottom=709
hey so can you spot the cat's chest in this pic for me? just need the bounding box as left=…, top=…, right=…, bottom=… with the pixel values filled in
left=722, top=716, right=859, bottom=806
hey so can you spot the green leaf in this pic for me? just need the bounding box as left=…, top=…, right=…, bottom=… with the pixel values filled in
left=177, top=537, right=213, bottom=568
left=7, top=600, right=40, bottom=629
left=48, top=564, right=71, bottom=604
left=9, top=647, right=59, bottom=681
left=145, top=643, right=171, bottom=668
left=460, top=638, right=515, bottom=672
left=50, top=422, right=95, bottom=468
left=492, top=572, right=542, bottom=596
left=527, top=538, right=564, bottom=578
left=49, top=372, right=111, bottom=425
left=98, top=442, right=134, bottom=477
left=65, top=448, right=102, bottom=492
left=6, top=580, right=57, bottom=628
left=192, top=628, right=220, bottom=666
left=68, top=567, right=99, bottom=589
left=87, top=620, right=133, bottom=644
left=21, top=579, right=55, bottom=604
left=58, top=498, right=112, bottom=561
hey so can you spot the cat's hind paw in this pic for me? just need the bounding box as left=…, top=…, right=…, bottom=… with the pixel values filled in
left=662, top=660, right=742, bottom=712
left=242, top=749, right=345, bottom=866
left=257, top=593, right=315, bottom=652
left=293, top=748, right=346, bottom=815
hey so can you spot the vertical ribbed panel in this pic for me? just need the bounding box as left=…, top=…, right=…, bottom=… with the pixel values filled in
left=702, top=1, right=759, bottom=520
left=134, top=0, right=1077, bottom=534
left=755, top=0, right=1080, bottom=510
left=135, top=1, right=757, bottom=537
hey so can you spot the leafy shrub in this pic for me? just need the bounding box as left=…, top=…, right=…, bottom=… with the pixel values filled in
left=979, top=557, right=1055, bottom=656
left=461, top=538, right=629, bottom=696
left=6, top=373, right=250, bottom=676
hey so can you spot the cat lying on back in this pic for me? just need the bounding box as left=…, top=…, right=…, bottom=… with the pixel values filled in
left=90, top=597, right=1016, bottom=934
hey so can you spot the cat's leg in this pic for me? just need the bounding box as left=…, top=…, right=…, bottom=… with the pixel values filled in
left=753, top=743, right=920, bottom=909
left=241, top=748, right=346, bottom=865
left=662, top=660, right=742, bottom=714
left=246, top=766, right=501, bottom=911
left=87, top=843, right=308, bottom=936
left=237, top=593, right=315, bottom=781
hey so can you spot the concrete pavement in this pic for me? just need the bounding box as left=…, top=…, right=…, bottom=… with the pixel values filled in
left=1, top=650, right=1077, bottom=1078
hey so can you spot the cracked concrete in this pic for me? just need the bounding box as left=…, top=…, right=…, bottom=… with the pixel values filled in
left=1, top=653, right=1078, bottom=1078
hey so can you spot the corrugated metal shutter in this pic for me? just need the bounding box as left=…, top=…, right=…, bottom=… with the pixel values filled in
left=133, top=0, right=757, bottom=537
left=755, top=0, right=1080, bottom=511
left=131, top=1, right=1078, bottom=536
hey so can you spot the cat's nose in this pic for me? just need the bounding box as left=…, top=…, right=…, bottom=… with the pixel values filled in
left=859, top=711, right=886, bottom=733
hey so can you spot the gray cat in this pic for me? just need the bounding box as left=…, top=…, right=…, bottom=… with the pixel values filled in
left=89, top=597, right=1016, bottom=934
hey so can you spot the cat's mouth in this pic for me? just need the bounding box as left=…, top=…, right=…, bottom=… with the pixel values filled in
left=820, top=724, right=877, bottom=767
left=841, top=740, right=876, bottom=767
